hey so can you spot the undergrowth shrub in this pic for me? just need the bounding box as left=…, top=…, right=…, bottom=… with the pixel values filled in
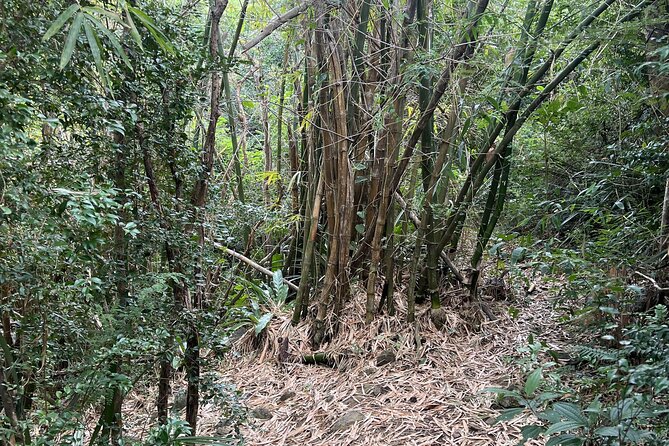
left=486, top=305, right=669, bottom=445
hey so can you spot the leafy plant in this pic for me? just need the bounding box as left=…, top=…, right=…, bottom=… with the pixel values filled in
left=486, top=307, right=669, bottom=445
left=144, top=418, right=234, bottom=446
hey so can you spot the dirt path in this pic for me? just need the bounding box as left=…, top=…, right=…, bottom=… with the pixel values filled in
left=212, top=283, right=572, bottom=445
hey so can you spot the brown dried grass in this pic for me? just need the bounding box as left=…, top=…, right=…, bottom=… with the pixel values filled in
left=207, top=280, right=571, bottom=446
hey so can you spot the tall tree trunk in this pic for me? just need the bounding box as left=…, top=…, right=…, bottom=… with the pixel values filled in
left=312, top=4, right=355, bottom=344
left=186, top=0, right=229, bottom=433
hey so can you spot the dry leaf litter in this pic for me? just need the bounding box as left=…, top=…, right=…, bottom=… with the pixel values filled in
left=122, top=275, right=573, bottom=446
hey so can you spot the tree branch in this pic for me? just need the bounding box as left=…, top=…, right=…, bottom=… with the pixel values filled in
left=216, top=244, right=300, bottom=292
left=241, top=2, right=312, bottom=52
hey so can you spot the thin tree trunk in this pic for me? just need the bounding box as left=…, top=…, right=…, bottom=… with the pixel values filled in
left=292, top=175, right=324, bottom=324
left=276, top=43, right=290, bottom=202
left=186, top=0, right=229, bottom=433
left=662, top=177, right=669, bottom=252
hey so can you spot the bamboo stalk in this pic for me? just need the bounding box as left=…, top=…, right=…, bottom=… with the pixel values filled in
left=216, top=244, right=299, bottom=292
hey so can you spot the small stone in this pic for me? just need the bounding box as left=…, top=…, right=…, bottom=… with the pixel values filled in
left=330, top=411, right=365, bottom=432
left=171, top=390, right=187, bottom=412
left=431, top=307, right=448, bottom=330
left=491, top=395, right=517, bottom=409
left=215, top=419, right=234, bottom=436
left=250, top=407, right=273, bottom=420
left=363, top=367, right=377, bottom=376
left=229, top=326, right=249, bottom=343
left=376, top=349, right=396, bottom=367
left=342, top=395, right=361, bottom=407
left=278, top=390, right=296, bottom=402
left=361, top=384, right=388, bottom=396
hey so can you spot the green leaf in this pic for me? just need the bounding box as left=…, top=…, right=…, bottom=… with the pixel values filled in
left=524, top=368, right=542, bottom=397
left=82, top=6, right=124, bottom=23
left=552, top=402, right=588, bottom=425
left=60, top=12, right=84, bottom=69
left=128, top=7, right=175, bottom=54
left=86, top=14, right=133, bottom=69
left=518, top=425, right=544, bottom=445
left=83, top=19, right=107, bottom=89
left=511, top=247, right=526, bottom=264
left=124, top=5, right=143, bottom=50
left=593, top=426, right=619, bottom=437
left=43, top=4, right=80, bottom=41
left=242, top=99, right=256, bottom=108
left=536, top=392, right=562, bottom=403
left=272, top=270, right=284, bottom=291
left=175, top=437, right=230, bottom=445
left=495, top=407, right=525, bottom=422
left=544, top=420, right=586, bottom=436
left=545, top=434, right=584, bottom=446
left=481, top=387, right=522, bottom=398
left=254, top=313, right=273, bottom=335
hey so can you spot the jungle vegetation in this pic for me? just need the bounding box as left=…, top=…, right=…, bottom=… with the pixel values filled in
left=1, top=0, right=668, bottom=444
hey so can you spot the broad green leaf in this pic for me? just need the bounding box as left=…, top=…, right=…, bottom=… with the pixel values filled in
left=511, top=247, right=526, bottom=264
left=272, top=270, right=284, bottom=293
left=254, top=313, right=273, bottom=335
left=552, top=402, right=588, bottom=425
left=545, top=434, right=584, bottom=446
left=544, top=420, right=586, bottom=436
left=60, top=12, right=84, bottom=69
left=623, top=427, right=647, bottom=442
left=83, top=19, right=107, bottom=89
left=518, top=425, right=544, bottom=445
left=536, top=392, right=562, bottom=403
left=593, top=426, right=620, bottom=437
left=495, top=407, right=525, bottom=422
left=43, top=4, right=80, bottom=41
left=524, top=368, right=542, bottom=397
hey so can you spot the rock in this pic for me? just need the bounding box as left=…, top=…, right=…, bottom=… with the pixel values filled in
left=228, top=326, right=249, bottom=344
left=171, top=390, right=187, bottom=412
left=376, top=349, right=396, bottom=367
left=278, top=390, right=296, bottom=402
left=491, top=394, right=517, bottom=409
left=215, top=418, right=235, bottom=436
left=363, top=367, right=377, bottom=376
left=342, top=395, right=362, bottom=407
left=330, top=411, right=365, bottom=432
left=250, top=407, right=273, bottom=420
left=361, top=384, right=388, bottom=396
left=431, top=307, right=448, bottom=330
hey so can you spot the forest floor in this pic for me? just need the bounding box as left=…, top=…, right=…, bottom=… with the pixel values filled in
left=200, top=273, right=574, bottom=446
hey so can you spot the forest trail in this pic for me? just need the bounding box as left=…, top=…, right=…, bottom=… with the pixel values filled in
left=208, top=280, right=571, bottom=445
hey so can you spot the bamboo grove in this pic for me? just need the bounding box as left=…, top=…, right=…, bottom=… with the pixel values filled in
left=1, top=0, right=666, bottom=442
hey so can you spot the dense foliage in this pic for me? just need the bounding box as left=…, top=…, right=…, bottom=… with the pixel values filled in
left=1, top=0, right=667, bottom=444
